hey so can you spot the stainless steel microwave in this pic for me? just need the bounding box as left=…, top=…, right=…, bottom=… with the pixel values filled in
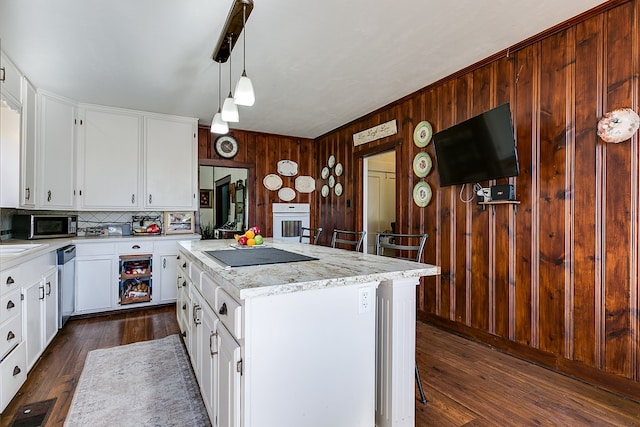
left=12, top=214, right=78, bottom=239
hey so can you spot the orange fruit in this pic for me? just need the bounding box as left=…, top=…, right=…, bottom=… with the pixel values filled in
left=247, top=238, right=256, bottom=246
left=245, top=230, right=255, bottom=239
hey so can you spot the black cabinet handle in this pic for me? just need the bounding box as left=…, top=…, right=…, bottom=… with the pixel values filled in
left=131, top=194, right=135, bottom=204
left=13, top=366, right=21, bottom=376
left=25, top=187, right=31, bottom=200
left=219, top=302, right=228, bottom=316
left=6, top=276, right=15, bottom=285
left=7, top=331, right=15, bottom=341
left=46, top=281, right=52, bottom=296
left=182, top=303, right=187, bottom=311
left=47, top=190, right=52, bottom=202
left=6, top=300, right=15, bottom=309
left=132, top=245, right=140, bottom=249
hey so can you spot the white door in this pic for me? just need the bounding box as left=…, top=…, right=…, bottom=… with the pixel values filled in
left=363, top=151, right=396, bottom=254
left=158, top=255, right=178, bottom=302
left=39, top=92, right=76, bottom=209
left=75, top=257, right=114, bottom=313
left=42, top=268, right=58, bottom=347
left=218, top=323, right=241, bottom=427
left=79, top=107, right=141, bottom=209
left=20, top=79, right=37, bottom=207
left=23, top=279, right=43, bottom=370
left=199, top=303, right=218, bottom=421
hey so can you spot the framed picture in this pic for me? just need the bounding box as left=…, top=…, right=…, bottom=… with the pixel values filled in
left=164, top=211, right=195, bottom=234
left=200, top=190, right=212, bottom=208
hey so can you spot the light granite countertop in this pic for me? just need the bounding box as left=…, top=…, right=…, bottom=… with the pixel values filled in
left=179, top=238, right=440, bottom=300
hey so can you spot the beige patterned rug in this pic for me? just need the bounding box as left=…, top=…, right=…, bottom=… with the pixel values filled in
left=64, top=334, right=211, bottom=427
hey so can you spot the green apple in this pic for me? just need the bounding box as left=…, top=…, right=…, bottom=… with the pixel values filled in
left=254, top=235, right=263, bottom=245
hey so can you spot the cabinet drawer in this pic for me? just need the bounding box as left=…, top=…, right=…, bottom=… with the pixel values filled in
left=200, top=273, right=217, bottom=309
left=0, top=289, right=22, bottom=323
left=0, top=341, right=27, bottom=413
left=76, top=242, right=116, bottom=256
left=177, top=252, right=190, bottom=274
left=0, top=267, right=20, bottom=297
left=215, top=288, right=242, bottom=340
left=118, top=241, right=153, bottom=254
left=0, top=314, right=22, bottom=361
left=190, top=263, right=203, bottom=290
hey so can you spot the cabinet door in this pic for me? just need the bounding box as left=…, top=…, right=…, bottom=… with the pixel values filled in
left=199, top=302, right=218, bottom=421
left=0, top=95, right=20, bottom=208
left=39, top=92, right=76, bottom=209
left=20, top=79, right=37, bottom=207
left=76, top=257, right=115, bottom=313
left=42, top=268, right=58, bottom=347
left=0, top=51, right=22, bottom=103
left=23, top=279, right=44, bottom=371
left=158, top=254, right=178, bottom=302
left=189, top=291, right=202, bottom=373
left=144, top=116, right=197, bottom=209
left=218, top=323, right=241, bottom=427
left=79, top=107, right=141, bottom=209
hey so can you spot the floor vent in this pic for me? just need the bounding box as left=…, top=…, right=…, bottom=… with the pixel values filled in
left=7, top=398, right=56, bottom=427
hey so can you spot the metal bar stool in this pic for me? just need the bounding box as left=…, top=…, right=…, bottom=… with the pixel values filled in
left=331, top=229, right=366, bottom=252
left=299, top=227, right=323, bottom=245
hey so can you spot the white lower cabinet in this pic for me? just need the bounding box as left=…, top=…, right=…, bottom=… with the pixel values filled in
left=75, top=254, right=116, bottom=314
left=199, top=302, right=218, bottom=421
left=217, top=320, right=241, bottom=427
left=1, top=252, right=56, bottom=413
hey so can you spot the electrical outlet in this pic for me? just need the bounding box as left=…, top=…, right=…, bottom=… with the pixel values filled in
left=358, top=287, right=373, bottom=314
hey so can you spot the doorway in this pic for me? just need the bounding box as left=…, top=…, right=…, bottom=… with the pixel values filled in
left=199, top=165, right=248, bottom=236
left=363, top=151, right=396, bottom=254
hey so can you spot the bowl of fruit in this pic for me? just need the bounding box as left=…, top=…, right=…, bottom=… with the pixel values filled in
left=234, top=226, right=265, bottom=248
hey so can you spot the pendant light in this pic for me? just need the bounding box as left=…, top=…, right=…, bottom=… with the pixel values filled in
left=221, top=36, right=240, bottom=122
left=234, top=3, right=255, bottom=106
left=211, top=62, right=229, bottom=134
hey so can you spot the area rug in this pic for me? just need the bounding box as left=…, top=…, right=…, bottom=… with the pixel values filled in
left=64, top=335, right=211, bottom=427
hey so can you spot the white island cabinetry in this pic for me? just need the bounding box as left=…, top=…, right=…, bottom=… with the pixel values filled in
left=178, top=239, right=439, bottom=427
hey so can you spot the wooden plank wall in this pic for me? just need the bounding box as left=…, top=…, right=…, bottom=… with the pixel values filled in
left=198, top=128, right=315, bottom=237
left=199, top=0, right=640, bottom=399
left=313, top=0, right=640, bottom=398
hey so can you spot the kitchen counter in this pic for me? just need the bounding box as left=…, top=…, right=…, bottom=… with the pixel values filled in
left=0, top=234, right=200, bottom=270
left=179, top=238, right=439, bottom=300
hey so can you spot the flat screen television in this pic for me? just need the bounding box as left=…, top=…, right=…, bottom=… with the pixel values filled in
left=432, top=103, right=519, bottom=187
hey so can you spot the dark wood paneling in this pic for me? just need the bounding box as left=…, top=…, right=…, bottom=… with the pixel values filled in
left=603, top=1, right=635, bottom=377
left=199, top=0, right=640, bottom=400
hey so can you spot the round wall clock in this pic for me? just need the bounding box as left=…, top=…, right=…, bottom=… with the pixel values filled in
left=215, top=135, right=239, bottom=158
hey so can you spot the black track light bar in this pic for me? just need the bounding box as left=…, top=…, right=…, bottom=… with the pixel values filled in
left=212, top=0, right=254, bottom=64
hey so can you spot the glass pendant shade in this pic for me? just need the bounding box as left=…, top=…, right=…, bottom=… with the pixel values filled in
left=221, top=92, right=240, bottom=122
left=210, top=109, right=229, bottom=134
left=234, top=70, right=255, bottom=106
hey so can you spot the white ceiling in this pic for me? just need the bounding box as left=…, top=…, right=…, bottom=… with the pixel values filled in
left=0, top=0, right=607, bottom=139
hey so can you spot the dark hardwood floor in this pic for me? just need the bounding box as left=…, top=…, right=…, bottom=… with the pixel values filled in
left=1, top=306, right=638, bottom=426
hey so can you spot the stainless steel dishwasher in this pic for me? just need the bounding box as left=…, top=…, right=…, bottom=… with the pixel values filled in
left=57, top=245, right=76, bottom=328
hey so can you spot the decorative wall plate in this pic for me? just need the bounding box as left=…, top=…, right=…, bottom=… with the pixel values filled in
left=277, top=187, right=296, bottom=201
left=277, top=160, right=299, bottom=176
left=321, top=185, right=330, bottom=197
left=597, top=108, right=640, bottom=143
left=294, top=176, right=316, bottom=193
left=413, top=152, right=432, bottom=178
left=413, top=121, right=433, bottom=147
left=263, top=174, right=283, bottom=191
left=328, top=155, right=336, bottom=168
left=321, top=167, right=330, bottom=180
left=328, top=175, right=335, bottom=188
left=413, top=182, right=432, bottom=207
left=335, top=163, right=343, bottom=176
left=334, top=183, right=343, bottom=196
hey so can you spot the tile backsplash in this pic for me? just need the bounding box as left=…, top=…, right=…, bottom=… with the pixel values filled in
left=0, top=208, right=165, bottom=239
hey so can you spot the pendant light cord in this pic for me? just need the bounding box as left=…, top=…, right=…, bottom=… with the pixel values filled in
left=228, top=35, right=233, bottom=95
left=242, top=5, right=246, bottom=73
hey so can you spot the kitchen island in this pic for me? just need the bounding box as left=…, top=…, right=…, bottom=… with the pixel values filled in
left=177, top=239, right=440, bottom=427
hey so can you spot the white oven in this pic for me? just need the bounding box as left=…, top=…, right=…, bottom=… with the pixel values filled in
left=272, top=203, right=310, bottom=242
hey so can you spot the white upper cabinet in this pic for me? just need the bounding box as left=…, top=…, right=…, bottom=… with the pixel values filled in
left=144, top=115, right=197, bottom=210
left=38, top=91, right=76, bottom=209
left=1, top=50, right=22, bottom=104
left=20, top=79, right=37, bottom=208
left=78, top=106, right=141, bottom=209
